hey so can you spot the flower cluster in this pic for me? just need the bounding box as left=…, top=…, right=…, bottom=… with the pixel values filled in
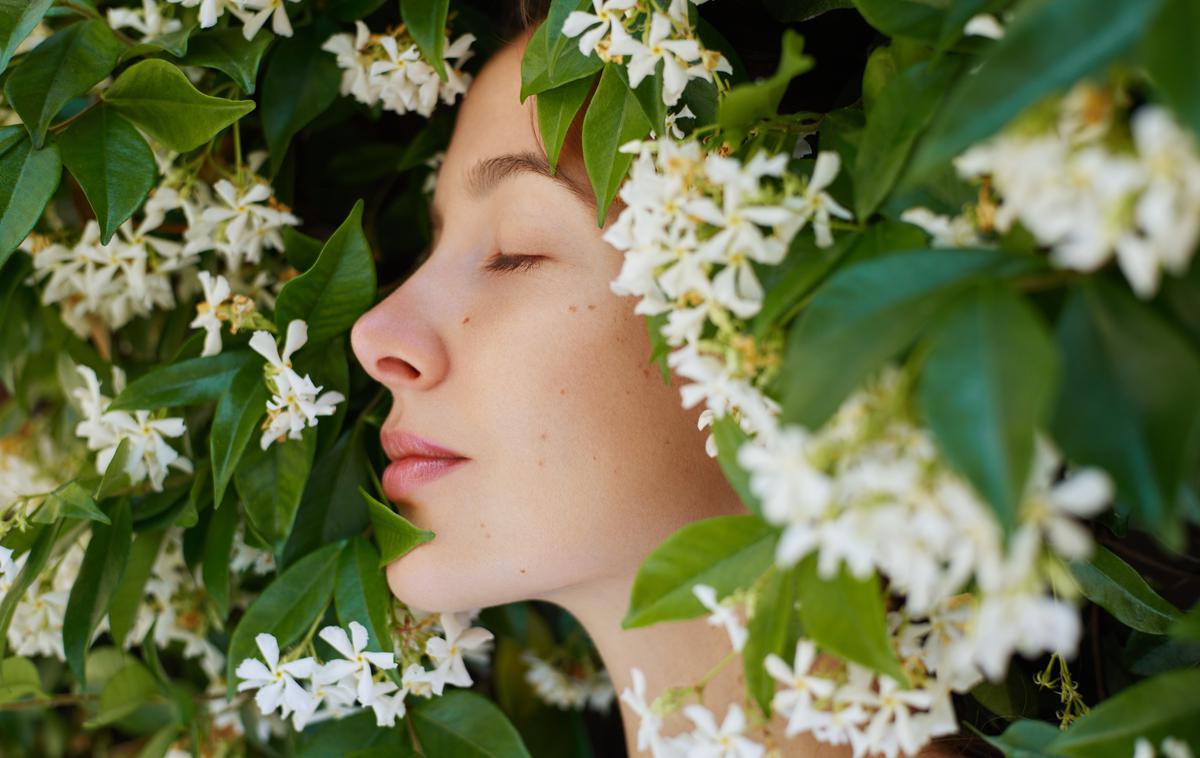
left=165, top=0, right=300, bottom=40
left=176, top=173, right=302, bottom=275
left=563, top=0, right=731, bottom=106
left=620, top=668, right=764, bottom=757
left=248, top=320, right=345, bottom=450
left=322, top=22, right=475, bottom=118
left=72, top=364, right=193, bottom=491
left=27, top=217, right=196, bottom=338
left=190, top=271, right=272, bottom=356
left=107, top=0, right=183, bottom=43
left=929, top=82, right=1200, bottom=298
left=520, top=649, right=615, bottom=712
left=0, top=537, right=87, bottom=660
left=0, top=433, right=68, bottom=538
left=235, top=614, right=493, bottom=730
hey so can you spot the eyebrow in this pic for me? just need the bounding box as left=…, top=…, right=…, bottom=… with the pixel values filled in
left=427, top=151, right=594, bottom=238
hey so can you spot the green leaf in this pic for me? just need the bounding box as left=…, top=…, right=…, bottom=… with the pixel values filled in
left=1047, top=668, right=1200, bottom=756
left=984, top=719, right=1060, bottom=758
left=918, top=282, right=1059, bottom=534
left=235, top=425, right=317, bottom=550
left=777, top=248, right=1034, bottom=429
left=795, top=554, right=908, bottom=684
left=107, top=529, right=166, bottom=648
left=410, top=690, right=533, bottom=758
left=851, top=0, right=945, bottom=39
left=0, top=522, right=62, bottom=661
left=275, top=199, right=376, bottom=344
left=102, top=59, right=256, bottom=153
left=762, top=0, right=854, bottom=22
left=298, top=710, right=414, bottom=757
left=536, top=75, right=593, bottom=173
left=711, top=414, right=763, bottom=518
left=282, top=427, right=373, bottom=565
left=202, top=498, right=239, bottom=620
left=282, top=226, right=324, bottom=272
left=63, top=498, right=132, bottom=686
left=334, top=537, right=394, bottom=653
left=623, top=515, right=777, bottom=628
left=0, top=656, right=44, bottom=703
left=225, top=540, right=343, bottom=698
left=1068, top=546, right=1180, bottom=634
left=910, top=0, right=1163, bottom=179
left=119, top=22, right=195, bottom=61
left=1170, top=603, right=1200, bottom=641
left=717, top=29, right=813, bottom=142
left=519, top=7, right=604, bottom=102
left=751, top=231, right=860, bottom=339
left=362, top=487, right=435, bottom=566
left=83, top=659, right=160, bottom=728
left=181, top=27, right=272, bottom=94
left=1142, top=0, right=1200, bottom=138
left=57, top=106, right=157, bottom=244
left=31, top=480, right=110, bottom=525
left=743, top=565, right=801, bottom=716
left=401, top=0, right=449, bottom=81
left=260, top=28, right=340, bottom=175
left=0, top=127, right=61, bottom=268
left=581, top=63, right=651, bottom=227
left=1050, top=280, right=1200, bottom=542
left=210, top=355, right=269, bottom=508
left=3, top=19, right=120, bottom=147
left=854, top=57, right=961, bottom=219
left=94, top=437, right=133, bottom=500
left=109, top=349, right=258, bottom=412
left=0, top=0, right=53, bottom=74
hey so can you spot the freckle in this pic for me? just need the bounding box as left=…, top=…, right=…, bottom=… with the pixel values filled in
left=537, top=459, right=544, bottom=467
left=520, top=568, right=527, bottom=574
left=568, top=305, right=577, bottom=313
left=587, top=304, right=595, bottom=311
left=560, top=387, right=567, bottom=395
left=462, top=316, right=470, bottom=324
left=591, top=454, right=597, bottom=461
left=539, top=431, right=547, bottom=440
left=642, top=367, right=650, bottom=378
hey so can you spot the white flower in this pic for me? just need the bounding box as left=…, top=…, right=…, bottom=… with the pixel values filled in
left=234, top=633, right=319, bottom=718
left=197, top=178, right=299, bottom=270
left=562, top=0, right=637, bottom=59
left=900, top=207, right=983, bottom=248
left=784, top=151, right=853, bottom=248
left=681, top=703, right=764, bottom=758
left=249, top=321, right=345, bottom=450
left=764, top=640, right=836, bottom=737
left=619, top=667, right=665, bottom=754
left=165, top=0, right=241, bottom=29
left=233, top=0, right=300, bottom=40
left=190, top=271, right=232, bottom=356
left=316, top=621, right=397, bottom=705
left=425, top=612, right=494, bottom=690
left=612, top=12, right=701, bottom=106
left=963, top=13, right=1004, bottom=39
left=107, top=0, right=183, bottom=41
left=692, top=583, right=747, bottom=652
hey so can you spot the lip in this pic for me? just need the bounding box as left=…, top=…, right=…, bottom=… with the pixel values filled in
left=380, top=428, right=469, bottom=500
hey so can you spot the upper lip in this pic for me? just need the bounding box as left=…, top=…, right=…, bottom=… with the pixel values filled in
left=381, top=428, right=468, bottom=461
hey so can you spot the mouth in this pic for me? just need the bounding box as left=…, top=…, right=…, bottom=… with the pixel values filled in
left=380, top=428, right=470, bottom=501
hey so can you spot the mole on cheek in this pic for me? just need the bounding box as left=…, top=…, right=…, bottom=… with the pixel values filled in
left=462, top=316, right=471, bottom=325
left=587, top=304, right=595, bottom=310
left=568, top=305, right=577, bottom=313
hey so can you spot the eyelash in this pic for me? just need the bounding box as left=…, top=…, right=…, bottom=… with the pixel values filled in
left=484, top=253, right=546, bottom=274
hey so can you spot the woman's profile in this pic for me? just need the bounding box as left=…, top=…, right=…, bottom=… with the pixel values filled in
left=349, top=5, right=962, bottom=756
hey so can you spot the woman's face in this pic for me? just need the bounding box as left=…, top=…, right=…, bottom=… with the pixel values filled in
left=350, top=31, right=744, bottom=614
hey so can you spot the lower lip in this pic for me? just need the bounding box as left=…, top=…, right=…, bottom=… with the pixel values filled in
left=383, top=457, right=469, bottom=499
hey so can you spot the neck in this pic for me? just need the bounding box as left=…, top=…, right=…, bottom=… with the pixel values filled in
left=539, top=568, right=768, bottom=755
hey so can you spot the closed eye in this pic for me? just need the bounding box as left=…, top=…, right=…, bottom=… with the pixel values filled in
left=484, top=253, right=548, bottom=274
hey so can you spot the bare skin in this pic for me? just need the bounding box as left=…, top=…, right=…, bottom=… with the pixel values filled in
left=350, top=29, right=960, bottom=758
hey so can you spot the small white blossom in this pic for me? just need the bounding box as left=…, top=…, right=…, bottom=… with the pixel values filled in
left=692, top=583, right=747, bottom=652
left=107, top=0, right=183, bottom=41
left=425, top=612, right=494, bottom=690
left=248, top=320, right=345, bottom=450
left=234, top=632, right=319, bottom=718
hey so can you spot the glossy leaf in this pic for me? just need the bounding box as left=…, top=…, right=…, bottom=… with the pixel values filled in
left=3, top=19, right=120, bottom=147
left=202, top=498, right=239, bottom=621
left=911, top=0, right=1163, bottom=178
left=1069, top=546, right=1180, bottom=635
left=0, top=656, right=44, bottom=703
left=94, top=438, right=133, bottom=501
left=363, top=487, right=435, bottom=566
left=210, top=356, right=269, bottom=508
left=1050, top=280, right=1200, bottom=542
left=31, top=480, right=109, bottom=525
left=711, top=414, right=763, bottom=518
left=63, top=498, right=132, bottom=685
left=918, top=282, right=1059, bottom=534
left=743, top=565, right=802, bottom=716
left=260, top=28, right=340, bottom=175
left=108, top=349, right=258, bottom=412
left=536, top=75, right=592, bottom=172
left=410, top=690, right=533, bottom=758
left=1047, top=668, right=1200, bottom=756
left=275, top=200, right=375, bottom=344
left=235, top=426, right=317, bottom=550
left=225, top=541, right=343, bottom=698
left=581, top=63, right=651, bottom=227
left=0, top=127, right=61, bottom=269
left=57, top=106, right=157, bottom=244
left=623, top=515, right=777, bottom=628
left=717, top=29, right=813, bottom=142
left=102, top=59, right=256, bottom=153
left=106, top=529, right=166, bottom=648
left=334, top=537, right=394, bottom=653
left=795, top=554, right=908, bottom=684
left=519, top=6, right=604, bottom=102
left=777, top=248, right=1033, bottom=429
left=282, top=428, right=373, bottom=565
left=82, top=659, right=159, bottom=728
left=182, top=27, right=273, bottom=94
left=0, top=0, right=53, bottom=74
left=400, top=0, right=449, bottom=81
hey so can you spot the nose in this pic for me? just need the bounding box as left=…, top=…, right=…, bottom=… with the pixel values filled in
left=350, top=282, right=449, bottom=392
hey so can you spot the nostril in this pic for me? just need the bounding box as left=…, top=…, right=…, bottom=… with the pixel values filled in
left=378, top=356, right=421, bottom=382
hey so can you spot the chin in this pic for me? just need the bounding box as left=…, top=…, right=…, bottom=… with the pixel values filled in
left=384, top=541, right=515, bottom=614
